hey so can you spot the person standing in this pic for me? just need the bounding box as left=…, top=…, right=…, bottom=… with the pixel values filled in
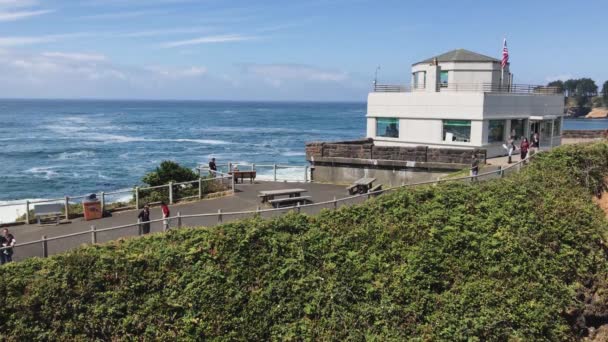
left=1, top=229, right=16, bottom=264
left=208, top=158, right=217, bottom=177
left=470, top=155, right=480, bottom=179
left=138, top=204, right=151, bottom=235
left=520, top=137, right=530, bottom=161
left=160, top=202, right=171, bottom=231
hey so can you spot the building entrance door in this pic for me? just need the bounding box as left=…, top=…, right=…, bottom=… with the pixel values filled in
left=530, top=121, right=540, bottom=137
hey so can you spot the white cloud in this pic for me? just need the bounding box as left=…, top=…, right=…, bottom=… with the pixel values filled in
left=42, top=52, right=107, bottom=62
left=0, top=0, right=39, bottom=8
left=0, top=9, right=52, bottom=21
left=243, top=64, right=349, bottom=86
left=119, top=27, right=213, bottom=38
left=161, top=34, right=256, bottom=48
left=146, top=66, right=207, bottom=78
left=80, top=10, right=165, bottom=20
left=0, top=33, right=88, bottom=47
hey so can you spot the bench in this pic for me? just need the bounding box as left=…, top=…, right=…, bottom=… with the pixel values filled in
left=230, top=170, right=256, bottom=184
left=268, top=196, right=311, bottom=208
left=34, top=203, right=63, bottom=225
left=347, top=177, right=377, bottom=195
left=258, top=188, right=308, bottom=203
left=368, top=184, right=383, bottom=197
left=346, top=184, right=358, bottom=195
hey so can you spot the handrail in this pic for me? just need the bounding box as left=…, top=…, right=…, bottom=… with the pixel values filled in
left=374, top=82, right=563, bottom=95
left=2, top=154, right=535, bottom=257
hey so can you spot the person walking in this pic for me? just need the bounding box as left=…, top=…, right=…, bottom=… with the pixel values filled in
left=470, top=155, right=480, bottom=179
left=505, top=136, right=517, bottom=164
left=160, top=201, right=171, bottom=231
left=531, top=132, right=540, bottom=154
left=208, top=158, right=217, bottom=177
left=138, top=204, right=151, bottom=235
left=520, top=137, right=530, bottom=162
left=1, top=228, right=16, bottom=264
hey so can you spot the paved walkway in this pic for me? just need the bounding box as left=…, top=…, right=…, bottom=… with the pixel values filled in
left=10, top=182, right=348, bottom=261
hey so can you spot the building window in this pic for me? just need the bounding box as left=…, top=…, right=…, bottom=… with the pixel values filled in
left=553, top=118, right=561, bottom=136
left=440, top=71, right=449, bottom=87
left=510, top=119, right=525, bottom=140
left=377, top=118, right=399, bottom=138
left=443, top=120, right=471, bottom=142
left=413, top=71, right=426, bottom=89
left=487, top=120, right=505, bottom=143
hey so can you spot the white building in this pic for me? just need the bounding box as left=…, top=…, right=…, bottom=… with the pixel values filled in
left=367, top=49, right=564, bottom=158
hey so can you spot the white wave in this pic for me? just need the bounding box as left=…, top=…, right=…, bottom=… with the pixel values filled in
left=193, top=126, right=301, bottom=134
left=256, top=166, right=309, bottom=182
left=56, top=151, right=96, bottom=160
left=170, top=138, right=232, bottom=145
left=281, top=151, right=306, bottom=157
left=75, top=133, right=233, bottom=145
left=0, top=198, right=58, bottom=224
left=25, top=166, right=59, bottom=180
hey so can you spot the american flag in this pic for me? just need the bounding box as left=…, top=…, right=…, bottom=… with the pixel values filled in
left=501, top=38, right=509, bottom=68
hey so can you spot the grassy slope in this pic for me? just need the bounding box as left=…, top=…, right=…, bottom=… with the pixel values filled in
left=1, top=144, right=608, bottom=341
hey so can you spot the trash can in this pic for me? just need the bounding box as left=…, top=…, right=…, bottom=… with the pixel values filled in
left=83, top=194, right=102, bottom=221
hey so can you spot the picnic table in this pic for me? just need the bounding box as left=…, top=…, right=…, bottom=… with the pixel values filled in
left=347, top=177, right=377, bottom=195
left=230, top=170, right=257, bottom=184
left=258, top=188, right=308, bottom=203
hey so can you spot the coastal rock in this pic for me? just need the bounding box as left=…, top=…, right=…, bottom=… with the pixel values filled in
left=585, top=108, right=608, bottom=119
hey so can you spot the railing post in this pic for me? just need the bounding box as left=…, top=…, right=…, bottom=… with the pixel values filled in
left=90, top=225, right=97, bottom=244
left=333, top=196, right=337, bottom=210
left=169, top=182, right=174, bottom=204
left=218, top=209, right=223, bottom=224
left=228, top=162, right=232, bottom=172
left=41, top=235, right=48, bottom=258
left=273, top=164, right=277, bottom=181
left=64, top=196, right=69, bottom=220
left=100, top=191, right=105, bottom=213
left=137, top=218, right=142, bottom=236
left=198, top=178, right=203, bottom=199
left=231, top=176, right=235, bottom=193
left=296, top=202, right=301, bottom=214
left=252, top=163, right=255, bottom=171
left=304, top=165, right=309, bottom=182
left=135, top=187, right=140, bottom=210
left=500, top=166, right=504, bottom=178
left=25, top=200, right=30, bottom=224
left=177, top=211, right=182, bottom=229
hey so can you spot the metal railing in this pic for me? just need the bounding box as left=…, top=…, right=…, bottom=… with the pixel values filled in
left=0, top=173, right=235, bottom=226
left=374, top=82, right=563, bottom=95
left=3, top=154, right=536, bottom=262
left=198, top=162, right=310, bottom=183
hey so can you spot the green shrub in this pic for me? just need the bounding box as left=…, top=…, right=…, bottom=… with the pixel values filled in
left=0, top=143, right=607, bottom=340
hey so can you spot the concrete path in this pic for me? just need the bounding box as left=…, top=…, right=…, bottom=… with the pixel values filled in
left=9, top=182, right=349, bottom=261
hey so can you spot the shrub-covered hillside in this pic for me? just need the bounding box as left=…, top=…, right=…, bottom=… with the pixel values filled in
left=1, top=143, right=608, bottom=341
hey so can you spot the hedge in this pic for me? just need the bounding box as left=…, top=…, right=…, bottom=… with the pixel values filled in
left=0, top=143, right=607, bottom=340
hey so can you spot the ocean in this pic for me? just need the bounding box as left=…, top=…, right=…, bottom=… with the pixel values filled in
left=0, top=99, right=607, bottom=223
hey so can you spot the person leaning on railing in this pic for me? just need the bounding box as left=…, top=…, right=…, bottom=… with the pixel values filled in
left=0, top=228, right=16, bottom=264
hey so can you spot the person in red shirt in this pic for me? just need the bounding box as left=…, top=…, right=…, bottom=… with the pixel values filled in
left=520, top=137, right=530, bottom=161
left=160, top=202, right=171, bottom=231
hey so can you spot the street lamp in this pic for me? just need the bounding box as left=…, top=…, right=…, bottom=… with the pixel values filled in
left=373, top=65, right=381, bottom=91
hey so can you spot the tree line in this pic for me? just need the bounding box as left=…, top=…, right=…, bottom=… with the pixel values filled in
left=547, top=78, right=608, bottom=109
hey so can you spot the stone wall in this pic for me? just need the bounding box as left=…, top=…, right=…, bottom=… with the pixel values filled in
left=306, top=140, right=486, bottom=165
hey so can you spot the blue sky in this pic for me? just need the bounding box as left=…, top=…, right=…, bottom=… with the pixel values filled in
left=0, top=0, right=606, bottom=101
